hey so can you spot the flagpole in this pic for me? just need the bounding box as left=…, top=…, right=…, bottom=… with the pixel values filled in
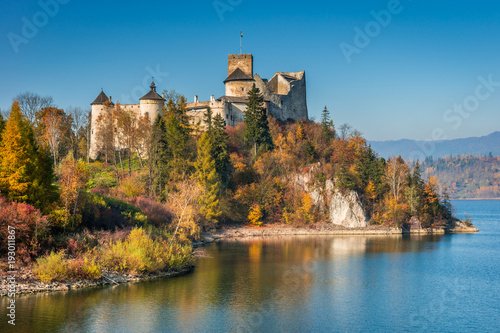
left=240, top=31, right=242, bottom=54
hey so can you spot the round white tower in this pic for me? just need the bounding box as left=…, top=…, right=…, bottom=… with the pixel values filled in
left=90, top=90, right=114, bottom=159
left=140, top=80, right=165, bottom=124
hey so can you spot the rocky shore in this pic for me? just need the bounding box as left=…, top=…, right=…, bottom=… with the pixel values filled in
left=203, top=221, right=479, bottom=241
left=0, top=266, right=194, bottom=297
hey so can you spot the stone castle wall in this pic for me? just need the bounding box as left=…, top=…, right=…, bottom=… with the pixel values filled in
left=253, top=71, right=308, bottom=121
left=228, top=54, right=253, bottom=77
left=225, top=80, right=254, bottom=97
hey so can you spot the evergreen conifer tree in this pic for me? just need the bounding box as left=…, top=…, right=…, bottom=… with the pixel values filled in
left=149, top=115, right=169, bottom=198
left=211, top=113, right=230, bottom=187
left=164, top=96, right=192, bottom=181
left=320, top=106, right=334, bottom=141
left=244, top=84, right=273, bottom=155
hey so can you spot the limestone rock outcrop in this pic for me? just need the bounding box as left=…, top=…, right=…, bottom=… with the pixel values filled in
left=294, top=167, right=368, bottom=228
left=328, top=189, right=368, bottom=228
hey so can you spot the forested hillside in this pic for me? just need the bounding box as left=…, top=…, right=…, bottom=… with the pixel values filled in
left=424, top=155, right=500, bottom=199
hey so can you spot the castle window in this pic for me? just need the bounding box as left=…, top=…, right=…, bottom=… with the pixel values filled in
left=242, top=88, right=244, bottom=92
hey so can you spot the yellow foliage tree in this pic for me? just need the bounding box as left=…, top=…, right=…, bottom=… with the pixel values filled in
left=248, top=203, right=263, bottom=226
left=0, top=101, right=57, bottom=208
left=56, top=153, right=89, bottom=229
left=296, top=122, right=305, bottom=140
left=298, top=192, right=314, bottom=223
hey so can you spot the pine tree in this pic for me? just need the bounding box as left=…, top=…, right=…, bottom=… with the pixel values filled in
left=164, top=96, right=193, bottom=182
left=244, top=84, right=273, bottom=155
left=31, top=145, right=58, bottom=210
left=195, top=132, right=221, bottom=223
left=149, top=115, right=169, bottom=198
left=203, top=107, right=213, bottom=133
left=320, top=106, right=334, bottom=141
left=211, top=113, right=231, bottom=187
left=407, top=161, right=425, bottom=217
left=355, top=146, right=379, bottom=192
left=337, top=159, right=355, bottom=191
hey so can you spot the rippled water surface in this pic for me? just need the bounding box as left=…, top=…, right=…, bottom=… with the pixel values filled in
left=2, top=200, right=499, bottom=332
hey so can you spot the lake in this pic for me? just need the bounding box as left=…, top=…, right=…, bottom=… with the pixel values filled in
left=2, top=200, right=499, bottom=332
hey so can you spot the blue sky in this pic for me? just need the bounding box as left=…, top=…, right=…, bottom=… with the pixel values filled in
left=1, top=0, right=499, bottom=141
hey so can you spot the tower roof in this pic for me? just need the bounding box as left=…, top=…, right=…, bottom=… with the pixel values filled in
left=140, top=81, right=164, bottom=101
left=224, top=68, right=254, bottom=83
left=91, top=90, right=114, bottom=105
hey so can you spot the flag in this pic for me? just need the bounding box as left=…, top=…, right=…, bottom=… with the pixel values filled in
left=240, top=31, right=243, bottom=38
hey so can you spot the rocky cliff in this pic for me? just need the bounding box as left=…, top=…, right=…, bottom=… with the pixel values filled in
left=328, top=188, right=368, bottom=228
left=294, top=169, right=368, bottom=228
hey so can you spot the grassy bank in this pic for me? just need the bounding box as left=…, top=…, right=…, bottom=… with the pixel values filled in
left=32, top=227, right=194, bottom=283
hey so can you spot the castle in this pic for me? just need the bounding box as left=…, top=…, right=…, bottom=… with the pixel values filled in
left=185, top=54, right=308, bottom=126
left=90, top=53, right=308, bottom=158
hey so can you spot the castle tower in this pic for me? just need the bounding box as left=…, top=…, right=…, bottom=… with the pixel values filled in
left=224, top=54, right=254, bottom=97
left=139, top=80, right=165, bottom=123
left=90, top=90, right=114, bottom=159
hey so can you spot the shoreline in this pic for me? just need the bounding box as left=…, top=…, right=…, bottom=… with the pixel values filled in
left=0, top=266, right=194, bottom=298
left=451, top=198, right=500, bottom=201
left=2, top=222, right=478, bottom=297
left=204, top=223, right=479, bottom=241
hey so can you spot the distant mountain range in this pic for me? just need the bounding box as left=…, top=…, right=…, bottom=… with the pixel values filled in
left=369, top=131, right=500, bottom=160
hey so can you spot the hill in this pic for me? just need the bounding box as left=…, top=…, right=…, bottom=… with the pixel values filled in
left=370, top=132, right=500, bottom=160
left=423, top=155, right=500, bottom=199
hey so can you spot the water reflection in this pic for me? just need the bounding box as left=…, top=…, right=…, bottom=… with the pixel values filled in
left=1, top=234, right=450, bottom=333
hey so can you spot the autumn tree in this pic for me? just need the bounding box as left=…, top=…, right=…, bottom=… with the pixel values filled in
left=14, top=91, right=54, bottom=125
left=166, top=179, right=202, bottom=242
left=338, top=123, right=353, bottom=140
left=195, top=132, right=222, bottom=224
left=421, top=175, right=441, bottom=227
left=386, top=157, right=408, bottom=202
left=384, top=156, right=409, bottom=226
left=0, top=101, right=57, bottom=209
left=67, top=106, right=89, bottom=159
left=244, top=84, right=273, bottom=155
left=35, top=107, right=69, bottom=165
left=0, top=101, right=38, bottom=202
left=76, top=112, right=92, bottom=163
left=248, top=203, right=263, bottom=226
left=56, top=153, right=89, bottom=229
